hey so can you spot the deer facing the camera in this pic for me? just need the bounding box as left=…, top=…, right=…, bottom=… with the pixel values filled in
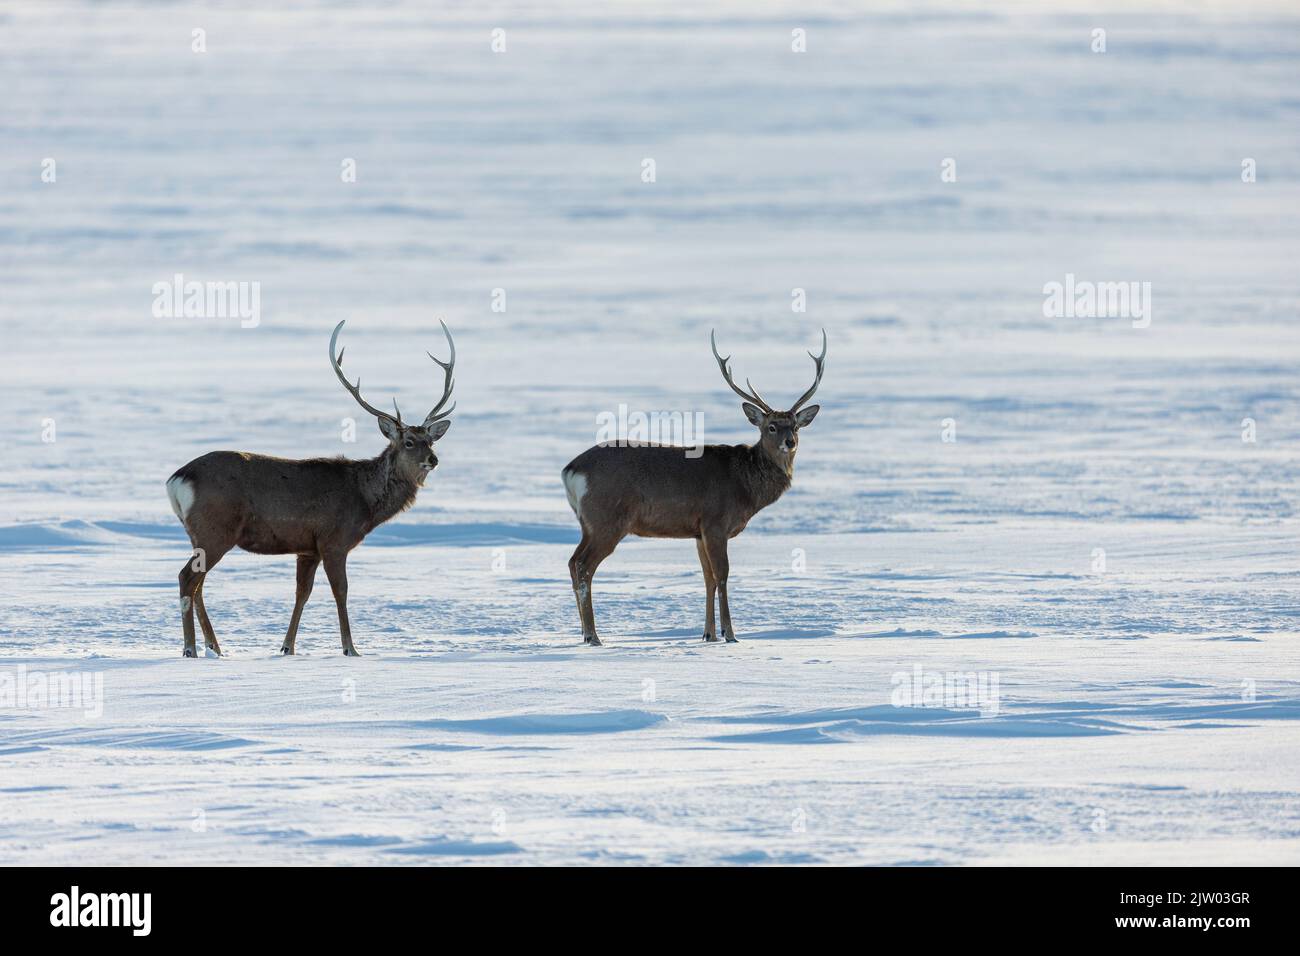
left=562, top=329, right=825, bottom=645
left=165, top=320, right=456, bottom=657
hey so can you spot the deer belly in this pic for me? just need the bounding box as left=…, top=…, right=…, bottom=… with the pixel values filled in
left=237, top=515, right=313, bottom=555
left=629, top=515, right=699, bottom=539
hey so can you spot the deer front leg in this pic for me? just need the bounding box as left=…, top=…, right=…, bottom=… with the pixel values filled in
left=281, top=554, right=320, bottom=655
left=323, top=553, right=360, bottom=656
left=702, top=533, right=737, bottom=642
left=696, top=538, right=719, bottom=642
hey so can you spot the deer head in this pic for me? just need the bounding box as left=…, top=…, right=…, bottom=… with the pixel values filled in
left=329, top=319, right=457, bottom=486
left=711, top=329, right=825, bottom=466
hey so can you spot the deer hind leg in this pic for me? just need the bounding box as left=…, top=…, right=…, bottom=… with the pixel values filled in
left=177, top=542, right=228, bottom=657
left=323, top=553, right=360, bottom=657
left=281, top=554, right=320, bottom=655
left=696, top=537, right=719, bottom=642
left=568, top=532, right=592, bottom=641
left=702, top=533, right=737, bottom=643
left=193, top=582, right=221, bottom=656
left=569, top=528, right=621, bottom=646
left=178, top=559, right=201, bottom=657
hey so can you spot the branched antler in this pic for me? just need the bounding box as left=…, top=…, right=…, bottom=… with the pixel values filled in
left=710, top=330, right=774, bottom=413
left=790, top=329, right=827, bottom=412
left=329, top=320, right=397, bottom=423
left=422, top=319, right=456, bottom=427
left=329, top=320, right=458, bottom=431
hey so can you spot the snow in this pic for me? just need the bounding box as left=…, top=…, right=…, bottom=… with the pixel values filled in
left=1, top=0, right=1298, bottom=865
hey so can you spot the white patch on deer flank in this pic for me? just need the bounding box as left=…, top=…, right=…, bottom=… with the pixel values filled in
left=562, top=469, right=588, bottom=520
left=166, top=476, right=195, bottom=523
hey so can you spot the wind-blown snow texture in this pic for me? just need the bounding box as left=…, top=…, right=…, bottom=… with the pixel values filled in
left=1, top=1, right=1298, bottom=865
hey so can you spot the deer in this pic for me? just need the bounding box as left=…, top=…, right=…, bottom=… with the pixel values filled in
left=165, top=320, right=456, bottom=658
left=562, top=329, right=825, bottom=646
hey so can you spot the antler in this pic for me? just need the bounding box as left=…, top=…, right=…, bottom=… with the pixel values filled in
left=422, top=319, right=456, bottom=427
left=790, top=329, right=827, bottom=412
left=710, top=330, right=774, bottom=414
left=329, top=320, right=398, bottom=423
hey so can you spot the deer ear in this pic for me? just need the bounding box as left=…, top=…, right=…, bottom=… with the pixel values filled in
left=794, top=404, right=820, bottom=428
left=742, top=402, right=765, bottom=427
left=427, top=419, right=451, bottom=441
left=378, top=417, right=401, bottom=441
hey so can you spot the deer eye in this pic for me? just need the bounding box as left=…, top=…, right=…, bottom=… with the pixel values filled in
left=403, top=438, right=414, bottom=449
left=767, top=424, right=777, bottom=434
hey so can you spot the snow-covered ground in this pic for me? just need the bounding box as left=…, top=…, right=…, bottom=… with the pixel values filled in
left=1, top=1, right=1298, bottom=865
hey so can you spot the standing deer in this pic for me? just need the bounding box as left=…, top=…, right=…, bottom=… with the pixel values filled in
left=165, top=320, right=456, bottom=657
left=562, top=329, right=825, bottom=646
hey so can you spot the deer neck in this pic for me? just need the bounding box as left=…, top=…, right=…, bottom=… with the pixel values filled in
left=359, top=446, right=420, bottom=529
left=744, top=442, right=794, bottom=510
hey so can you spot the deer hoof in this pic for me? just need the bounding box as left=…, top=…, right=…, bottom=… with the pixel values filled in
left=279, top=645, right=294, bottom=656
left=703, top=633, right=721, bottom=643
left=343, top=647, right=362, bottom=657
left=724, top=634, right=739, bottom=644
left=584, top=635, right=603, bottom=646
left=182, top=647, right=197, bottom=658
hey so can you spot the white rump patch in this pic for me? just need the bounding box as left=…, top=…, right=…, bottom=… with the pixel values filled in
left=166, top=476, right=196, bottom=524
left=562, top=469, right=588, bottom=520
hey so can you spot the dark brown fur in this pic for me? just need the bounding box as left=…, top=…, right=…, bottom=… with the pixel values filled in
left=562, top=330, right=824, bottom=646
left=172, top=451, right=421, bottom=556
left=169, top=430, right=440, bottom=658
left=167, top=319, right=456, bottom=658
left=564, top=409, right=818, bottom=646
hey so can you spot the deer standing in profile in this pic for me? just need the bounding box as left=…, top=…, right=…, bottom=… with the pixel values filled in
left=562, top=329, right=825, bottom=645
left=165, top=320, right=456, bottom=657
